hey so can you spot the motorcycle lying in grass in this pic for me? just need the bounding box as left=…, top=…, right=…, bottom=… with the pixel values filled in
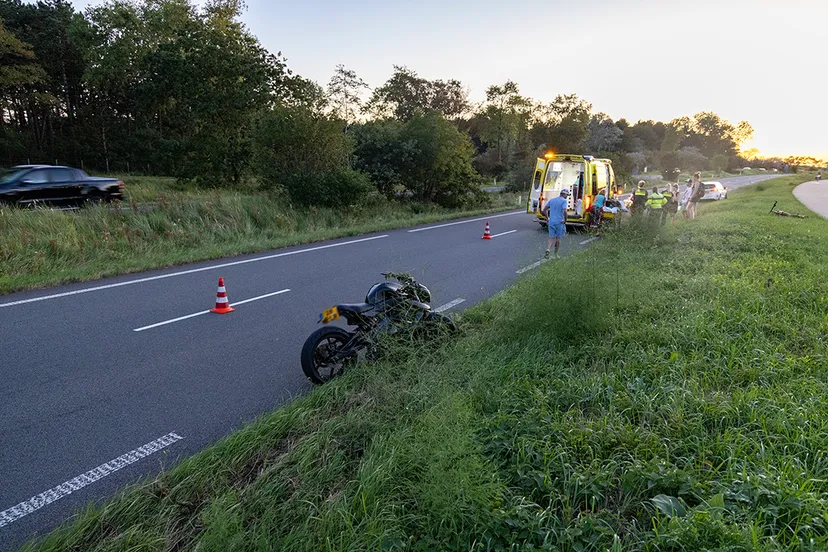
left=301, top=272, right=457, bottom=384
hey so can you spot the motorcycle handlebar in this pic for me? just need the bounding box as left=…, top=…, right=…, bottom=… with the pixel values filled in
left=382, top=271, right=415, bottom=283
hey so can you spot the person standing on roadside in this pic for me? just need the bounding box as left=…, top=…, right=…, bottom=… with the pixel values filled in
left=646, top=186, right=667, bottom=224
left=680, top=178, right=693, bottom=218
left=687, top=172, right=703, bottom=219
left=543, top=188, right=569, bottom=259
left=591, top=187, right=607, bottom=231
left=631, top=181, right=648, bottom=218
left=663, top=184, right=677, bottom=223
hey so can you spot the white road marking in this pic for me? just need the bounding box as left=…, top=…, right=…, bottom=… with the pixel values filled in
left=132, top=310, right=211, bottom=333
left=490, top=230, right=518, bottom=238
left=0, top=235, right=387, bottom=309
left=0, top=432, right=183, bottom=528
left=434, top=298, right=466, bottom=313
left=229, top=289, right=291, bottom=307
left=407, top=211, right=523, bottom=233
left=516, top=259, right=548, bottom=274
left=133, top=289, right=291, bottom=332
left=579, top=237, right=600, bottom=245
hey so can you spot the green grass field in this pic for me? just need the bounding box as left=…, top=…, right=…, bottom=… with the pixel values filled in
left=23, top=174, right=828, bottom=551
left=0, top=177, right=519, bottom=294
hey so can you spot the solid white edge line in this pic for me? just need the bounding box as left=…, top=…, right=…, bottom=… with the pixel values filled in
left=579, top=237, right=600, bottom=245
left=491, top=230, right=518, bottom=238
left=133, top=289, right=291, bottom=332
left=0, top=432, right=183, bottom=528
left=407, top=210, right=523, bottom=233
left=0, top=235, right=388, bottom=308
left=434, top=298, right=466, bottom=313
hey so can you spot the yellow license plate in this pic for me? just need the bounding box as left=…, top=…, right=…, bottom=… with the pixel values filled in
left=319, top=306, right=340, bottom=324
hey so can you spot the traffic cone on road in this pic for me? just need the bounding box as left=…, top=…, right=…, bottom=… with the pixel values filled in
left=482, top=222, right=492, bottom=240
left=210, top=277, right=235, bottom=314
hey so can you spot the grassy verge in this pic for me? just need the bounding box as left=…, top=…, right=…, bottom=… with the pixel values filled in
left=25, top=174, right=828, bottom=551
left=0, top=177, right=519, bottom=294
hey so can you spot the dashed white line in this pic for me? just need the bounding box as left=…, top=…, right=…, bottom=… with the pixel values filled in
left=132, top=310, right=211, bottom=333
left=434, top=298, right=466, bottom=313
left=516, top=259, right=548, bottom=274
left=407, top=211, right=523, bottom=233
left=228, top=289, right=291, bottom=307
left=133, top=288, right=291, bottom=332
left=0, top=235, right=387, bottom=309
left=490, top=230, right=518, bottom=238
left=579, top=237, right=600, bottom=245
left=0, top=432, right=183, bottom=528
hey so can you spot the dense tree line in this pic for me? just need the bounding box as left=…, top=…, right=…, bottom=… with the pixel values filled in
left=1, top=0, right=781, bottom=208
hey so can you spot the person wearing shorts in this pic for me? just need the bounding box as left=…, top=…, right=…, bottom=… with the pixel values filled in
left=687, top=172, right=703, bottom=219
left=543, top=188, right=569, bottom=259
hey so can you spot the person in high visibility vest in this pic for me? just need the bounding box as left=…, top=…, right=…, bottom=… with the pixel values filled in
left=631, top=181, right=648, bottom=218
left=646, top=186, right=667, bottom=224
left=662, top=184, right=677, bottom=223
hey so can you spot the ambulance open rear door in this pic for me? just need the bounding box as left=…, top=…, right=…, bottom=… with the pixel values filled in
left=527, top=158, right=546, bottom=214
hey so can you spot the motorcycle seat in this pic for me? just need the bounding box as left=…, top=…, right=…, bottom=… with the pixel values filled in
left=336, top=303, right=374, bottom=314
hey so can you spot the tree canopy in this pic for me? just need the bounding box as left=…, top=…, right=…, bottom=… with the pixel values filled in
left=0, top=0, right=795, bottom=205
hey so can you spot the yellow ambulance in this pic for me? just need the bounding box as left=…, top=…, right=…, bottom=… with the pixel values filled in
left=527, top=153, right=622, bottom=227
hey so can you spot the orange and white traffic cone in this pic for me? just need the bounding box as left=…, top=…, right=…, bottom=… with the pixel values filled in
left=210, top=277, right=235, bottom=314
left=482, top=221, right=492, bottom=240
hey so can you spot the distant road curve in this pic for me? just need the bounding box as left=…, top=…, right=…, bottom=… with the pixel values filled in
left=793, top=180, right=828, bottom=218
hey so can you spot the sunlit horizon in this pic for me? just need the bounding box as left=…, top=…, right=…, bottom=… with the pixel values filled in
left=66, top=0, right=827, bottom=160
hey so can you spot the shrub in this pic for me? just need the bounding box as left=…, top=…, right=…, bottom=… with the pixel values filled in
left=710, top=153, right=729, bottom=173
left=253, top=106, right=353, bottom=193
left=283, top=168, right=373, bottom=207
left=352, top=111, right=484, bottom=208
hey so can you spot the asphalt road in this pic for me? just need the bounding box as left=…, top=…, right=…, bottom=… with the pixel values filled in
left=0, top=174, right=780, bottom=550
left=792, top=179, right=828, bottom=218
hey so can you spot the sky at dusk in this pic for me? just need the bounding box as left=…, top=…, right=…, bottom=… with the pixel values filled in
left=68, top=0, right=828, bottom=159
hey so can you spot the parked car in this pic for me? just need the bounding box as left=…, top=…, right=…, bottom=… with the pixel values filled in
left=0, top=165, right=124, bottom=207
left=702, top=181, right=727, bottom=200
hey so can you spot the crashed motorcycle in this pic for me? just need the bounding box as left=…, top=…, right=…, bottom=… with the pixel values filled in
left=301, top=272, right=456, bottom=384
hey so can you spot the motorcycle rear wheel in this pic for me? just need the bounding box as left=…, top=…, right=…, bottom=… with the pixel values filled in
left=301, top=326, right=356, bottom=384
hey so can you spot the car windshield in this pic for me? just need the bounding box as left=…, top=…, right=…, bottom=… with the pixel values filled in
left=0, top=168, right=28, bottom=184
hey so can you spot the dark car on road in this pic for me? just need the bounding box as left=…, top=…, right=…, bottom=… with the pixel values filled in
left=0, top=165, right=124, bottom=206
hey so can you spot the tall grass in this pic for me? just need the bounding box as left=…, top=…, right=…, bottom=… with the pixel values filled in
left=0, top=177, right=518, bottom=294
left=24, top=174, right=828, bottom=551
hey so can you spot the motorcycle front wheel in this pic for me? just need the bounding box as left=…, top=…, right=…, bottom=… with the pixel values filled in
left=301, top=326, right=356, bottom=384
left=415, top=311, right=459, bottom=338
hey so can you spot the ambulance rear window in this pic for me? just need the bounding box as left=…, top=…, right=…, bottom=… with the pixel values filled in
left=543, top=161, right=584, bottom=191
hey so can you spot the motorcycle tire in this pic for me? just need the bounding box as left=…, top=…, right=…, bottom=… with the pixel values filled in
left=419, top=311, right=459, bottom=337
left=301, top=326, right=356, bottom=384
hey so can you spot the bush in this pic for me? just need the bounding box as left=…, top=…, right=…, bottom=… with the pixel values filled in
left=352, top=111, right=484, bottom=208
left=253, top=106, right=353, bottom=193
left=678, top=146, right=708, bottom=172
left=351, top=119, right=407, bottom=198
left=659, top=151, right=681, bottom=181
left=399, top=111, right=483, bottom=207
left=283, top=168, right=373, bottom=207
left=710, top=154, right=729, bottom=173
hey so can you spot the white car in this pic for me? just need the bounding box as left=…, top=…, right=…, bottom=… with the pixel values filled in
left=702, top=181, right=728, bottom=200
